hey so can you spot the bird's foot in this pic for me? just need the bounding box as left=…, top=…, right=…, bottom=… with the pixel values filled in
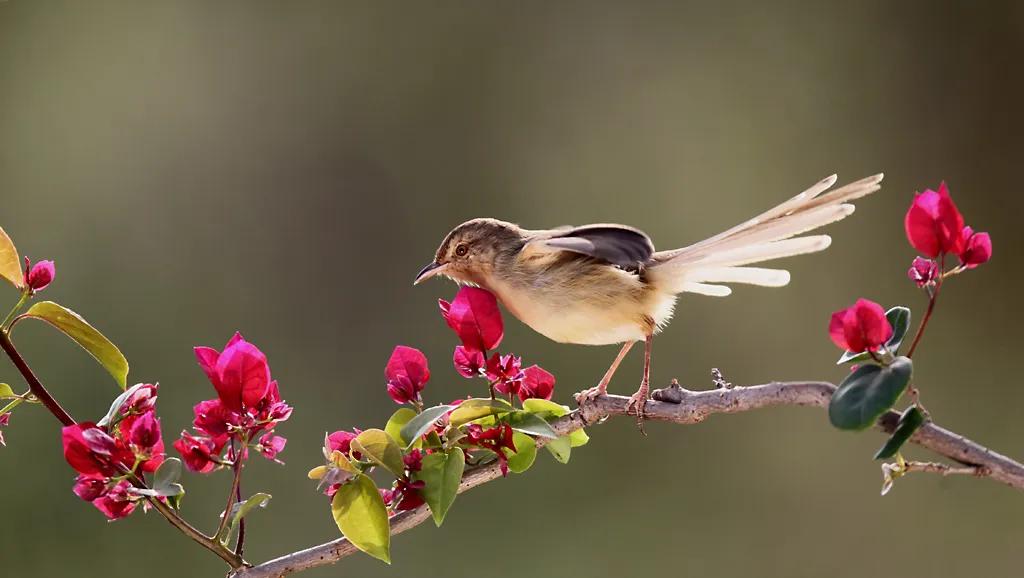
left=625, top=380, right=650, bottom=435
left=574, top=384, right=606, bottom=405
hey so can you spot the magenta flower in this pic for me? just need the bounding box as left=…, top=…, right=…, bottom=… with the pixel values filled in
left=194, top=332, right=272, bottom=412
left=173, top=431, right=220, bottom=473
left=907, top=257, right=939, bottom=288
left=519, top=365, right=555, bottom=401
left=904, top=182, right=965, bottom=258
left=828, top=299, right=893, bottom=354
left=23, top=258, right=55, bottom=292
left=385, top=346, right=430, bottom=405
left=453, top=345, right=486, bottom=378
left=957, top=227, right=992, bottom=268
left=487, top=353, right=524, bottom=396
left=439, top=287, right=504, bottom=352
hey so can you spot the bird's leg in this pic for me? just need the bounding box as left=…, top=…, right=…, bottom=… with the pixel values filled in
left=625, top=334, right=653, bottom=431
left=575, top=341, right=636, bottom=403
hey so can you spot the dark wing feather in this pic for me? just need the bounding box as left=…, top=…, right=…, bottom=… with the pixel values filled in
left=543, top=224, right=655, bottom=268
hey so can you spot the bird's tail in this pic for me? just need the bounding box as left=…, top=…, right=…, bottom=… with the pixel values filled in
left=647, top=173, right=884, bottom=297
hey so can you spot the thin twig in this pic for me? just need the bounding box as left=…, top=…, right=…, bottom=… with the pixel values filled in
left=230, top=381, right=1024, bottom=578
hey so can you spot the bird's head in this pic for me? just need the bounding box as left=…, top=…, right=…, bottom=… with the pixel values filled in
left=414, top=218, right=524, bottom=287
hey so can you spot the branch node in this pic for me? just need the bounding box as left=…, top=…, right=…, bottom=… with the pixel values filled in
left=711, top=368, right=733, bottom=389
left=651, top=378, right=686, bottom=404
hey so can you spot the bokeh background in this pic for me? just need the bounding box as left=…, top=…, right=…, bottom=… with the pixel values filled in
left=2, top=2, right=1023, bottom=576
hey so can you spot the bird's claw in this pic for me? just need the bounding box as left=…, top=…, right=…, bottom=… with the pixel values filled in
left=574, top=385, right=605, bottom=404
left=625, top=381, right=650, bottom=435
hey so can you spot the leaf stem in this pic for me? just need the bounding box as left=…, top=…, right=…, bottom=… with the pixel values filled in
left=1, top=291, right=29, bottom=330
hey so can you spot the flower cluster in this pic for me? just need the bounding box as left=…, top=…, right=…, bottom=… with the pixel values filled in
left=380, top=449, right=426, bottom=511
left=904, top=182, right=991, bottom=286
left=441, top=287, right=555, bottom=402
left=462, top=422, right=517, bottom=475
left=173, top=333, right=292, bottom=472
left=61, top=384, right=164, bottom=519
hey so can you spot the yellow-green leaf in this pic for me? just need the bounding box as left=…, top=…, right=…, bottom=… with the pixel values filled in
left=352, top=429, right=405, bottom=475
left=20, top=301, right=128, bottom=389
left=332, top=474, right=391, bottom=564
left=0, top=227, right=24, bottom=290
left=384, top=407, right=418, bottom=447
left=506, top=431, right=537, bottom=473
left=568, top=428, right=589, bottom=447
left=545, top=435, right=571, bottom=464
left=448, top=398, right=513, bottom=428
left=0, top=383, right=16, bottom=399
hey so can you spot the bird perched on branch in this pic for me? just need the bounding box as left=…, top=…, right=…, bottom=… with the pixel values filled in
left=414, top=174, right=884, bottom=426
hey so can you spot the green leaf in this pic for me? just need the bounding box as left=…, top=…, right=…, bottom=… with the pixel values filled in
left=829, top=357, right=913, bottom=430
left=222, top=493, right=271, bottom=544
left=0, top=227, right=24, bottom=290
left=399, top=405, right=453, bottom=449
left=413, top=447, right=465, bottom=526
left=351, top=429, right=405, bottom=475
left=568, top=428, right=589, bottom=448
left=153, top=457, right=183, bottom=492
left=332, top=473, right=391, bottom=564
left=0, top=383, right=16, bottom=399
left=20, top=301, right=128, bottom=389
left=545, top=435, right=572, bottom=464
left=97, top=382, right=149, bottom=427
left=384, top=408, right=418, bottom=447
left=508, top=411, right=558, bottom=439
left=836, top=306, right=912, bottom=364
left=874, top=406, right=926, bottom=459
left=447, top=398, right=514, bottom=428
left=521, top=398, right=570, bottom=417
left=505, top=431, right=537, bottom=473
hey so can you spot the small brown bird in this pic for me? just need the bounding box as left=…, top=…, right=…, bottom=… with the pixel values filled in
left=414, top=174, right=883, bottom=422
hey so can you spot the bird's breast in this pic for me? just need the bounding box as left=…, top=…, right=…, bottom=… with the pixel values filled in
left=485, top=262, right=677, bottom=346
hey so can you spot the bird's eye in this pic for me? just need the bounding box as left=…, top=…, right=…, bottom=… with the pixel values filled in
left=455, top=244, right=469, bottom=257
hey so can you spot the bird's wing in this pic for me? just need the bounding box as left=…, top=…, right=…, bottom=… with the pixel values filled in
left=525, top=224, right=655, bottom=268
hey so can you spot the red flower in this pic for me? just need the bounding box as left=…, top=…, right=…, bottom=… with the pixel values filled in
left=957, top=227, right=992, bottom=268
left=194, top=332, right=272, bottom=412
left=123, top=412, right=164, bottom=472
left=173, top=431, right=220, bottom=473
left=0, top=412, right=9, bottom=447
left=439, top=287, right=504, bottom=352
left=519, top=365, right=555, bottom=401
left=72, top=475, right=108, bottom=502
left=92, top=480, right=137, bottom=520
left=403, top=448, right=423, bottom=472
left=453, top=345, right=486, bottom=378
left=121, top=384, right=158, bottom=416
left=907, top=257, right=939, bottom=288
left=486, top=353, right=524, bottom=396
left=326, top=429, right=360, bottom=455
left=828, top=299, right=893, bottom=353
left=904, top=182, right=965, bottom=258
left=385, top=346, right=430, bottom=405
left=62, top=422, right=131, bottom=477
left=463, top=423, right=517, bottom=476
left=23, top=258, right=55, bottom=292
left=257, top=432, right=287, bottom=461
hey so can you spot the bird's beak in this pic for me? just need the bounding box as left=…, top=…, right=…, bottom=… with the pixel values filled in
left=413, top=261, right=447, bottom=285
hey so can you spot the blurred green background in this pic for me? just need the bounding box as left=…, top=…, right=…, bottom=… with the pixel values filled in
left=2, top=1, right=1023, bottom=576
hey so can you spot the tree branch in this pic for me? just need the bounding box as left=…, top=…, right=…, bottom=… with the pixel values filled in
left=230, top=380, right=1024, bottom=578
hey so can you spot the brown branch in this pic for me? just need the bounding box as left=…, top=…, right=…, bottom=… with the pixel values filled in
left=230, top=380, right=1024, bottom=578
left=0, top=331, right=74, bottom=426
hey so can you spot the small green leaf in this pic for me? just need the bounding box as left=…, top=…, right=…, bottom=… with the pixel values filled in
left=399, top=405, right=453, bottom=449
left=836, top=306, right=912, bottom=364
left=97, top=383, right=150, bottom=427
left=884, top=307, right=912, bottom=354
left=545, top=435, right=572, bottom=464
left=222, top=493, right=271, bottom=544
left=0, top=227, right=24, bottom=290
left=0, top=383, right=16, bottom=399
left=505, top=431, right=537, bottom=473
left=568, top=428, right=589, bottom=447
left=874, top=406, right=926, bottom=459
left=20, top=301, right=128, bottom=389
left=508, top=411, right=558, bottom=439
left=332, top=473, right=391, bottom=564
left=384, top=407, right=418, bottom=447
left=448, top=398, right=514, bottom=428
left=521, top=398, right=570, bottom=417
left=351, top=429, right=405, bottom=475
left=153, top=457, right=183, bottom=492
left=829, top=357, right=913, bottom=430
left=413, top=447, right=465, bottom=526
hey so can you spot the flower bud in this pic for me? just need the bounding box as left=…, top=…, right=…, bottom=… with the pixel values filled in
left=24, top=259, right=55, bottom=292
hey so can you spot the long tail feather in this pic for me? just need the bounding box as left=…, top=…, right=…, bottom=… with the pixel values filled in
left=649, top=173, right=882, bottom=296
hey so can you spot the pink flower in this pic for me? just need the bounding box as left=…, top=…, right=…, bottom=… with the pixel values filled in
left=907, top=257, right=939, bottom=288
left=403, top=449, right=423, bottom=472
left=519, top=365, right=555, bottom=401
left=957, top=227, right=992, bottom=268
left=194, top=332, right=272, bottom=412
left=453, top=345, right=486, bottom=378
left=439, top=287, right=504, bottom=352
left=23, top=258, right=55, bottom=292
left=121, top=384, right=158, bottom=416
left=257, top=433, right=287, bottom=460
left=92, top=480, right=137, bottom=520
left=124, top=412, right=164, bottom=472
left=904, top=182, right=966, bottom=258
left=326, top=429, right=360, bottom=455
left=62, top=422, right=131, bottom=477
left=385, top=346, right=430, bottom=405
left=72, top=475, right=108, bottom=502
left=828, top=299, right=893, bottom=354
left=486, top=353, right=524, bottom=396
left=0, top=412, right=9, bottom=447
left=173, top=431, right=220, bottom=473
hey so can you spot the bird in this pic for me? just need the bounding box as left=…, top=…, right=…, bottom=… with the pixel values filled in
left=413, top=173, right=884, bottom=425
